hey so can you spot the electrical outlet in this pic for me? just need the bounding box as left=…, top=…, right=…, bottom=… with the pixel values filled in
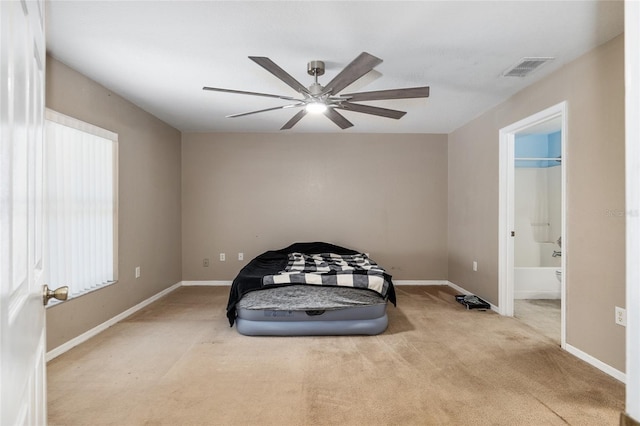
left=135, top=266, right=141, bottom=279
left=219, top=253, right=226, bottom=262
left=473, top=261, right=478, bottom=272
left=203, top=258, right=210, bottom=267
left=615, top=306, right=626, bottom=326
left=238, top=252, right=244, bottom=261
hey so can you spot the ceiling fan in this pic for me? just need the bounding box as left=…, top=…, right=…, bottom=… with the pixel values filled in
left=203, top=52, right=430, bottom=130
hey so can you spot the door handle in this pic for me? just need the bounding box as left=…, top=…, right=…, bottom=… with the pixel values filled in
left=42, top=285, right=69, bottom=306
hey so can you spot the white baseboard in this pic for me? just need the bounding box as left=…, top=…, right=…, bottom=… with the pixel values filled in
left=446, top=281, right=500, bottom=313
left=181, top=280, right=232, bottom=286
left=46, top=281, right=182, bottom=362
left=446, top=280, right=473, bottom=295
left=565, top=343, right=626, bottom=383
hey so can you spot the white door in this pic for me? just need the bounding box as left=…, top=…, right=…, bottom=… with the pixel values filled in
left=1, top=0, right=48, bottom=424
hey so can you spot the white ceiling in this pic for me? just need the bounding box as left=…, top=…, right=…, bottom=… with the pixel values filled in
left=45, top=1, right=624, bottom=134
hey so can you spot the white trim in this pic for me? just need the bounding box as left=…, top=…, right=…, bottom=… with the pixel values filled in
left=181, top=280, right=232, bottom=286
left=446, top=281, right=499, bottom=313
left=626, top=0, right=640, bottom=420
left=498, top=101, right=567, bottom=350
left=45, top=281, right=182, bottom=361
left=498, top=125, right=516, bottom=316
left=565, top=343, right=626, bottom=383
left=45, top=108, right=118, bottom=141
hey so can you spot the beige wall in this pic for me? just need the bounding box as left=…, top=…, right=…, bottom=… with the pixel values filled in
left=45, top=57, right=182, bottom=350
left=448, top=35, right=625, bottom=371
left=182, top=132, right=448, bottom=281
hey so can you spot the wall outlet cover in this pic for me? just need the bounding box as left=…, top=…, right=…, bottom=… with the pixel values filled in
left=615, top=306, right=627, bottom=326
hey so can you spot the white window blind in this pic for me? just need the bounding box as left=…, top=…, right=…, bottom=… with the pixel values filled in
left=44, top=109, right=118, bottom=300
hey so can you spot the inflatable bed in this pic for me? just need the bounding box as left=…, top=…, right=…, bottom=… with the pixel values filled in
left=226, top=242, right=396, bottom=336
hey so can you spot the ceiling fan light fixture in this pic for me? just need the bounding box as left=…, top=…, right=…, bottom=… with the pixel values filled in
left=306, top=102, right=327, bottom=114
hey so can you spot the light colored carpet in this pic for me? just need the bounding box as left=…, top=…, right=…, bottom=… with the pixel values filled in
left=47, top=286, right=624, bottom=425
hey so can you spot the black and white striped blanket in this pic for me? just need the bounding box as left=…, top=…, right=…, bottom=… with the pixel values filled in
left=262, top=252, right=389, bottom=298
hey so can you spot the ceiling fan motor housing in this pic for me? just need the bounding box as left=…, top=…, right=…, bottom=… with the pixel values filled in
left=307, top=60, right=325, bottom=76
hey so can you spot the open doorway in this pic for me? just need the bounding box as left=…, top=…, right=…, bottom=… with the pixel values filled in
left=498, top=102, right=567, bottom=348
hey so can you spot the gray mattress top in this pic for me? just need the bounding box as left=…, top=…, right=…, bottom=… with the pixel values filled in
left=236, top=285, right=387, bottom=311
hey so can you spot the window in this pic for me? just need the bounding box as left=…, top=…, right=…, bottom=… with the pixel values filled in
left=44, top=109, right=118, bottom=301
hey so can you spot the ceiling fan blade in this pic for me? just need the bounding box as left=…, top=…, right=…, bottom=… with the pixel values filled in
left=324, top=52, right=383, bottom=95
left=227, top=103, right=304, bottom=118
left=249, top=56, right=311, bottom=95
left=323, top=108, right=354, bottom=129
left=336, top=102, right=406, bottom=119
left=280, top=109, right=308, bottom=130
left=341, top=69, right=383, bottom=94
left=203, top=86, right=301, bottom=101
left=342, top=86, right=430, bottom=102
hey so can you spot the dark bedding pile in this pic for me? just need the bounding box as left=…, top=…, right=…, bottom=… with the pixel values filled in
left=226, top=242, right=396, bottom=326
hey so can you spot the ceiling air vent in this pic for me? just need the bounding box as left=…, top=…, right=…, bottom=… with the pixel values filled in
left=503, top=57, right=554, bottom=77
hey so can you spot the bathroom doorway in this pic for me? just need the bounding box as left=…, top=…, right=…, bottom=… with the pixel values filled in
left=498, top=102, right=567, bottom=348
left=513, top=118, right=562, bottom=343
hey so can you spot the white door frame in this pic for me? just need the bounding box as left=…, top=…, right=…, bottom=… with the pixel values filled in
left=625, top=0, right=640, bottom=419
left=498, top=101, right=567, bottom=349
